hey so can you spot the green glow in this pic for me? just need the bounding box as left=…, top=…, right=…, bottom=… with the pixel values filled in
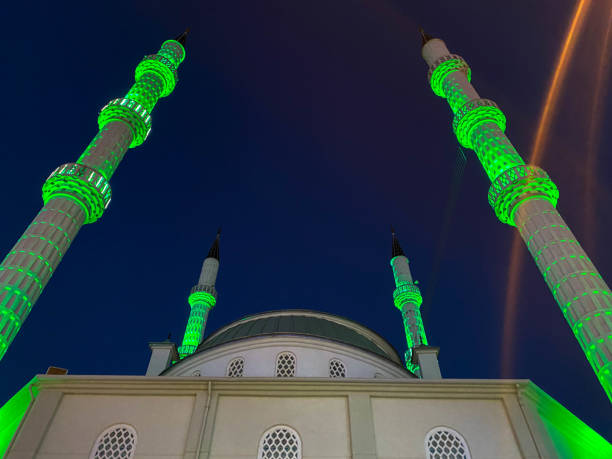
left=178, top=290, right=217, bottom=359
left=0, top=37, right=186, bottom=364
left=442, top=75, right=473, bottom=114
left=97, top=99, right=152, bottom=148
left=521, top=383, right=612, bottom=456
left=452, top=99, right=506, bottom=149
left=393, top=282, right=423, bottom=309
left=0, top=378, right=39, bottom=457
left=427, top=48, right=612, bottom=400
left=98, top=39, right=185, bottom=148
left=393, top=280, right=427, bottom=375
left=134, top=55, right=177, bottom=99
left=428, top=55, right=471, bottom=98
left=159, top=40, right=186, bottom=66
left=488, top=165, right=559, bottom=226
left=41, top=163, right=111, bottom=224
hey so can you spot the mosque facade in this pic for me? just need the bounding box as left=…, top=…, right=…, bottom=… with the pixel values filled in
left=0, top=31, right=611, bottom=459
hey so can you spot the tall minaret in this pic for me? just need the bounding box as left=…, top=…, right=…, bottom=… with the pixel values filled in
left=178, top=230, right=220, bottom=359
left=390, top=228, right=428, bottom=375
left=420, top=29, right=612, bottom=399
left=0, top=32, right=188, bottom=361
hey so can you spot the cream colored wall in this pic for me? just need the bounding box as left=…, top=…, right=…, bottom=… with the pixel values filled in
left=371, top=397, right=522, bottom=459
left=209, top=396, right=351, bottom=459
left=36, top=394, right=194, bottom=458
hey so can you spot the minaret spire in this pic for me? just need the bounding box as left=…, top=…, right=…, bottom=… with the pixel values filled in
left=178, top=229, right=220, bottom=359
left=207, top=227, right=220, bottom=260
left=421, top=33, right=612, bottom=399
left=391, top=226, right=405, bottom=257
left=418, top=27, right=433, bottom=47
left=389, top=228, right=429, bottom=376
left=0, top=35, right=186, bottom=362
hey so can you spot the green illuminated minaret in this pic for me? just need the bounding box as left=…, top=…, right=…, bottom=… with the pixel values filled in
left=390, top=228, right=428, bottom=375
left=178, top=230, right=220, bottom=359
left=420, top=29, right=612, bottom=399
left=0, top=32, right=188, bottom=362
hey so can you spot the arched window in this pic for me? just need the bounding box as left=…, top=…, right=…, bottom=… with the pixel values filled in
left=90, top=424, right=137, bottom=459
left=425, top=426, right=471, bottom=459
left=275, top=352, right=296, bottom=377
left=258, top=425, right=302, bottom=459
left=227, top=357, right=245, bottom=377
left=329, top=358, right=346, bottom=378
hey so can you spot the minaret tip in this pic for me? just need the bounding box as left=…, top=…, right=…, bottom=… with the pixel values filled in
left=207, top=228, right=220, bottom=260
left=391, top=226, right=405, bottom=258
left=419, top=26, right=433, bottom=47
left=175, top=28, right=190, bottom=47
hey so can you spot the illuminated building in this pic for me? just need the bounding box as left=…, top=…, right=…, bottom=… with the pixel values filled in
left=0, top=33, right=188, bottom=362
left=420, top=29, right=612, bottom=402
left=1, top=29, right=611, bottom=459
left=178, top=230, right=220, bottom=359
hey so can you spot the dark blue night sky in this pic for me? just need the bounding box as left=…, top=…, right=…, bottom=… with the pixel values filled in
left=1, top=0, right=611, bottom=441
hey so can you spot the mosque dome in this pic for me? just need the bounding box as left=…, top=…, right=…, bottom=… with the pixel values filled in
left=164, top=310, right=413, bottom=379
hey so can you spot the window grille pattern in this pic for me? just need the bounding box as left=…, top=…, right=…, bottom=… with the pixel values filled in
left=275, top=352, right=296, bottom=377
left=329, top=359, right=346, bottom=378
left=227, top=357, right=245, bottom=377
left=90, top=424, right=137, bottom=459
left=425, top=427, right=470, bottom=459
left=258, top=425, right=302, bottom=459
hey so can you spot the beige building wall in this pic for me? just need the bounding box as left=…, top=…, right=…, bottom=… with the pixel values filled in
left=16, top=393, right=195, bottom=459
left=209, top=396, right=350, bottom=458
left=6, top=376, right=609, bottom=458
left=372, top=397, right=522, bottom=459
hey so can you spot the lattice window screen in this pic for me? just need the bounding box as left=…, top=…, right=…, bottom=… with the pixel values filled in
left=258, top=425, right=302, bottom=459
left=329, top=358, right=346, bottom=378
left=90, top=424, right=137, bottom=459
left=275, top=352, right=296, bottom=377
left=425, top=427, right=471, bottom=459
left=227, top=357, right=245, bottom=377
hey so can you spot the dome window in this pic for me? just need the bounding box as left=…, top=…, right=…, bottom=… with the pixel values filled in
left=329, top=358, right=346, bottom=378
left=227, top=357, right=245, bottom=377
left=90, top=424, right=137, bottom=459
left=275, top=351, right=296, bottom=377
left=425, top=426, right=471, bottom=459
left=258, top=425, right=302, bottom=459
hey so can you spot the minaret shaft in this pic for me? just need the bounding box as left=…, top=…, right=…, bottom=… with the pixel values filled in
left=0, top=38, right=186, bottom=361
left=423, top=36, right=612, bottom=399
left=178, top=235, right=220, bottom=359
left=391, top=248, right=428, bottom=376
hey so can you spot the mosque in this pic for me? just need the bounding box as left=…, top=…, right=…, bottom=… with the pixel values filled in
left=0, top=30, right=611, bottom=459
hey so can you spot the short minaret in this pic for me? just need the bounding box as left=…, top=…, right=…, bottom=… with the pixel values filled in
left=0, top=32, right=187, bottom=362
left=178, top=230, right=220, bottom=359
left=390, top=228, right=429, bottom=376
left=420, top=29, right=612, bottom=398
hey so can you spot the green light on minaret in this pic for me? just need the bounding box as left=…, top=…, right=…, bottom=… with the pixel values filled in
left=0, top=32, right=187, bottom=362
left=178, top=230, right=221, bottom=360
left=422, top=31, right=612, bottom=400
left=390, top=231, right=429, bottom=375
left=178, top=291, right=216, bottom=358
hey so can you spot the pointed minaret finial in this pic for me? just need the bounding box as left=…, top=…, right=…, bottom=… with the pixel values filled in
left=175, top=28, right=190, bottom=47
left=419, top=27, right=433, bottom=47
left=391, top=226, right=405, bottom=258
left=207, top=227, right=220, bottom=260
